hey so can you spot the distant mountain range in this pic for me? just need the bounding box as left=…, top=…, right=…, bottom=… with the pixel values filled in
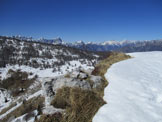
left=8, top=35, right=162, bottom=52
left=70, top=40, right=162, bottom=52
left=37, top=37, right=162, bottom=52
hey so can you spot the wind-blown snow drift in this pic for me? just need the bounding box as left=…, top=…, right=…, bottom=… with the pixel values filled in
left=93, top=51, right=162, bottom=122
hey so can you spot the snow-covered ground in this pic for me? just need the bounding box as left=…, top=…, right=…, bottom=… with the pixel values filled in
left=93, top=51, right=162, bottom=122
left=0, top=59, right=94, bottom=121
left=0, top=60, right=93, bottom=80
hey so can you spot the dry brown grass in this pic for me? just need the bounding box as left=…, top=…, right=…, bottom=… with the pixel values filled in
left=36, top=113, right=62, bottom=122
left=0, top=102, right=17, bottom=115
left=50, top=87, right=105, bottom=122
left=47, top=52, right=131, bottom=122
left=64, top=73, right=70, bottom=78
left=0, top=69, right=37, bottom=97
left=92, top=52, right=131, bottom=78
left=0, top=96, right=44, bottom=122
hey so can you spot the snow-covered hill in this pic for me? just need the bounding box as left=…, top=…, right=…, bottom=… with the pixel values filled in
left=93, top=51, right=162, bottom=122
left=0, top=36, right=105, bottom=69
left=0, top=36, right=109, bottom=122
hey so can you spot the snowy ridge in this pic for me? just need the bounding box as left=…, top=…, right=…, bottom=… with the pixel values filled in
left=93, top=51, right=162, bottom=122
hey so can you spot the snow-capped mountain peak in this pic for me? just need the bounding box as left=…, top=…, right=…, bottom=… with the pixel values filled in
left=52, top=37, right=63, bottom=45
left=38, top=37, right=63, bottom=45
left=101, top=40, right=121, bottom=45
left=75, top=40, right=85, bottom=45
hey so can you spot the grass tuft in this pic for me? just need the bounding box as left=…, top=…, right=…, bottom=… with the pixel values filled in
left=0, top=69, right=37, bottom=97
left=0, top=96, right=44, bottom=122
left=0, top=102, right=17, bottom=115
left=51, top=87, right=105, bottom=122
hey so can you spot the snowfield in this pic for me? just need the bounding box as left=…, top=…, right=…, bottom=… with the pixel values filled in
left=93, top=51, right=162, bottom=122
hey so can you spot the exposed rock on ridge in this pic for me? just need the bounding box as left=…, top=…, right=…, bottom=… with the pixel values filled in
left=42, top=69, right=105, bottom=115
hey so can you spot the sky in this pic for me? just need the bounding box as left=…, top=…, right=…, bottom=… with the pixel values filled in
left=0, top=0, right=162, bottom=42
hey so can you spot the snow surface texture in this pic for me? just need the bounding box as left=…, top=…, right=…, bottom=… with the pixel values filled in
left=0, top=89, right=11, bottom=108
left=93, top=51, right=162, bottom=122
left=0, top=60, right=93, bottom=80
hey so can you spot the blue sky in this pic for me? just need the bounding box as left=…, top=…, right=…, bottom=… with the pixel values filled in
left=0, top=0, right=162, bottom=42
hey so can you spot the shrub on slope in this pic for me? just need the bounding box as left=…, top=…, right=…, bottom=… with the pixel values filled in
left=0, top=69, right=37, bottom=97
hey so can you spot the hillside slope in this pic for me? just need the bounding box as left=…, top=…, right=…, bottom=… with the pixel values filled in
left=0, top=36, right=108, bottom=69
left=93, top=51, right=162, bottom=122
left=0, top=36, right=110, bottom=122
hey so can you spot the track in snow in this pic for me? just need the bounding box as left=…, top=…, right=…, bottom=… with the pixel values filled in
left=93, top=51, right=162, bottom=122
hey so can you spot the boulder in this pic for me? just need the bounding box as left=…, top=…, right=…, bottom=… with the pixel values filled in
left=41, top=69, right=104, bottom=114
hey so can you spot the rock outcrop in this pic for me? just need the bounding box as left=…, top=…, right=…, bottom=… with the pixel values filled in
left=41, top=69, right=105, bottom=115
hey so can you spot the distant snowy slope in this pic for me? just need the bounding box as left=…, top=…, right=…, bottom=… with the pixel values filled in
left=93, top=51, right=162, bottom=122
